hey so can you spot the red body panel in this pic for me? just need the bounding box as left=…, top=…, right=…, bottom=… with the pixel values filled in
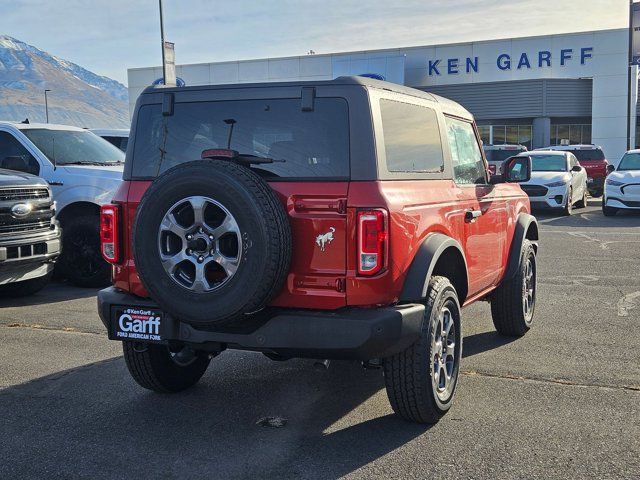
left=578, top=159, right=608, bottom=179
left=112, top=178, right=529, bottom=310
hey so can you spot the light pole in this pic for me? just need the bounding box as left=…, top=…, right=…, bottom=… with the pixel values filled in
left=159, top=0, right=167, bottom=85
left=44, top=89, right=51, bottom=123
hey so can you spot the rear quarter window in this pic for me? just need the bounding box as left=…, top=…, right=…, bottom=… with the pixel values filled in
left=379, top=99, right=444, bottom=173
left=131, top=98, right=349, bottom=180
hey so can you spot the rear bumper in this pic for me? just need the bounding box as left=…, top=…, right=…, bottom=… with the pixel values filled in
left=97, top=287, right=425, bottom=360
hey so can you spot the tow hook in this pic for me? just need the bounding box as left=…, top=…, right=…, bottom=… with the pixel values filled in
left=313, top=359, right=331, bottom=371
left=362, top=359, right=383, bottom=369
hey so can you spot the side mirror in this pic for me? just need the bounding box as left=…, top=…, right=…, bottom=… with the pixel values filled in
left=606, top=164, right=615, bottom=174
left=503, top=155, right=531, bottom=183
left=571, top=165, right=582, bottom=172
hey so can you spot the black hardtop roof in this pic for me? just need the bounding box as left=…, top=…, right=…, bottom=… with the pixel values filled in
left=141, top=76, right=472, bottom=117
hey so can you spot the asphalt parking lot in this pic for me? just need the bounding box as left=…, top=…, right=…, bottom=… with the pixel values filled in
left=1, top=200, right=639, bottom=479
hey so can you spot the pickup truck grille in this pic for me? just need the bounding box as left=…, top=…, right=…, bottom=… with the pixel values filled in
left=521, top=185, right=549, bottom=197
left=0, top=187, right=49, bottom=202
left=0, top=187, right=54, bottom=236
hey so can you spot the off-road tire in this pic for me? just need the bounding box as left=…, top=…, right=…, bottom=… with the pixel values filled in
left=57, top=215, right=111, bottom=288
left=491, top=239, right=536, bottom=336
left=384, top=276, right=462, bottom=424
left=123, top=341, right=211, bottom=393
left=133, top=160, right=291, bottom=327
left=0, top=272, right=52, bottom=298
left=575, top=188, right=587, bottom=208
left=602, top=198, right=618, bottom=216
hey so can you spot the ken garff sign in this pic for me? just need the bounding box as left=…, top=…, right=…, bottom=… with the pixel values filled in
left=427, top=47, right=594, bottom=76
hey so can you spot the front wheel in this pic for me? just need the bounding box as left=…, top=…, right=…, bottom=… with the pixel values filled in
left=602, top=198, right=618, bottom=217
left=575, top=188, right=588, bottom=209
left=491, top=239, right=537, bottom=336
left=57, top=215, right=111, bottom=288
left=384, top=276, right=462, bottom=424
left=562, top=188, right=573, bottom=216
left=123, top=342, right=212, bottom=393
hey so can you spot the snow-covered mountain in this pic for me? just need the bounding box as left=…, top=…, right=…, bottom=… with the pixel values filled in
left=0, top=35, right=129, bottom=128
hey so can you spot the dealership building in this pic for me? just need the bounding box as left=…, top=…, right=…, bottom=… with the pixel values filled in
left=128, top=28, right=636, bottom=162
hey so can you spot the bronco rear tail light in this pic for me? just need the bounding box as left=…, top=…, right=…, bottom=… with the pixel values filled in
left=100, top=204, right=120, bottom=264
left=357, top=209, right=387, bottom=276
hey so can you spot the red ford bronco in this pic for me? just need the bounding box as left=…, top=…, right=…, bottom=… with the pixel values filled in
left=98, top=77, right=539, bottom=424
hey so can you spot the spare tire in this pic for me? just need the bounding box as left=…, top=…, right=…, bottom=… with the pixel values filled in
left=133, top=160, right=291, bottom=327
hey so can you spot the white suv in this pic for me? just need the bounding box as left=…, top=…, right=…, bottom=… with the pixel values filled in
left=603, top=149, right=640, bottom=216
left=515, top=150, right=588, bottom=215
left=0, top=121, right=124, bottom=286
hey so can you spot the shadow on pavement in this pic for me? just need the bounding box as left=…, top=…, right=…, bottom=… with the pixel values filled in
left=0, top=353, right=430, bottom=479
left=462, top=331, right=518, bottom=358
left=0, top=281, right=98, bottom=307
left=534, top=204, right=640, bottom=229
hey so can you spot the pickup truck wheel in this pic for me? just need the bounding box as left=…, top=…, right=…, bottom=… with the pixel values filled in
left=0, top=272, right=52, bottom=298
left=57, top=215, right=111, bottom=288
left=133, top=160, right=291, bottom=327
left=383, top=276, right=462, bottom=424
left=122, top=341, right=211, bottom=393
left=491, top=239, right=536, bottom=336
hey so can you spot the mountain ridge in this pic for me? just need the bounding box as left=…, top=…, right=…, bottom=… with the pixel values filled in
left=0, top=35, right=129, bottom=128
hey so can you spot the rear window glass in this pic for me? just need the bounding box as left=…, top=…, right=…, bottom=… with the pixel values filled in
left=485, top=148, right=525, bottom=162
left=569, top=149, right=605, bottom=161
left=379, top=99, right=444, bottom=173
left=131, top=98, right=349, bottom=180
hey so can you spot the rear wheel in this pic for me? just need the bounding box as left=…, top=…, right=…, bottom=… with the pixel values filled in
left=384, top=276, right=462, bottom=424
left=123, top=341, right=212, bottom=393
left=491, top=239, right=536, bottom=336
left=0, top=272, right=52, bottom=298
left=57, top=215, right=111, bottom=288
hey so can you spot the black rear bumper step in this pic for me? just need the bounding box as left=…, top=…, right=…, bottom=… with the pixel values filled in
left=97, top=287, right=425, bottom=360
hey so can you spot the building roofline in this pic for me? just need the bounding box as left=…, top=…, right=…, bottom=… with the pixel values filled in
left=127, top=27, right=627, bottom=73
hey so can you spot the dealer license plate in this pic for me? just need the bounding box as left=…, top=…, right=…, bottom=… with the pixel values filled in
left=110, top=306, right=164, bottom=343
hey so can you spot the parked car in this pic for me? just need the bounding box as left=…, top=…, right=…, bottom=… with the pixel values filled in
left=97, top=77, right=539, bottom=424
left=514, top=150, right=588, bottom=215
left=538, top=144, right=608, bottom=197
left=0, top=169, right=60, bottom=297
left=0, top=121, right=124, bottom=287
left=90, top=128, right=129, bottom=152
left=603, top=149, right=640, bottom=216
left=483, top=144, right=528, bottom=175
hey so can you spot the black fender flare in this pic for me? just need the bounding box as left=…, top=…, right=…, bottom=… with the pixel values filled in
left=399, top=233, right=468, bottom=303
left=504, top=213, right=539, bottom=280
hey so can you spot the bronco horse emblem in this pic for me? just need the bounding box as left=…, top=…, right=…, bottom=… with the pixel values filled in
left=315, top=227, right=336, bottom=252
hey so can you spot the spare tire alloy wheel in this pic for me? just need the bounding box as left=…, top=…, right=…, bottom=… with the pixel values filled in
left=159, top=196, right=241, bottom=293
left=134, top=160, right=291, bottom=327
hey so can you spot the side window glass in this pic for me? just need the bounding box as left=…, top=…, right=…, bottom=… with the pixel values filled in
left=0, top=132, right=40, bottom=175
left=445, top=117, right=486, bottom=185
left=379, top=99, right=444, bottom=173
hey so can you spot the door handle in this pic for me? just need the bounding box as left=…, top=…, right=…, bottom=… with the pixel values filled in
left=465, top=209, right=482, bottom=222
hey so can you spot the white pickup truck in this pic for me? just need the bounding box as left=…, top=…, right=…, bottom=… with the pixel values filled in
left=0, top=121, right=124, bottom=287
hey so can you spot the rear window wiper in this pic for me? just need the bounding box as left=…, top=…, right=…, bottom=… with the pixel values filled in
left=201, top=149, right=285, bottom=165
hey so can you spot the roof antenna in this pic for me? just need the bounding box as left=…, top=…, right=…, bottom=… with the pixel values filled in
left=21, top=118, right=29, bottom=124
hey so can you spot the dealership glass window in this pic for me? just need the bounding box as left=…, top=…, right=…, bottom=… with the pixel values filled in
left=478, top=125, right=532, bottom=149
left=446, top=117, right=486, bottom=185
left=551, top=124, right=592, bottom=145
left=379, top=100, right=444, bottom=173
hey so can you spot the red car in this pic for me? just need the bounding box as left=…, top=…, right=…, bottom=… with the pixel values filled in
left=542, top=144, right=608, bottom=197
left=98, top=77, right=539, bottom=424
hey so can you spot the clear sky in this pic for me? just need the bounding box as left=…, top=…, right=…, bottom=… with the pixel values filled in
left=0, top=0, right=629, bottom=85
